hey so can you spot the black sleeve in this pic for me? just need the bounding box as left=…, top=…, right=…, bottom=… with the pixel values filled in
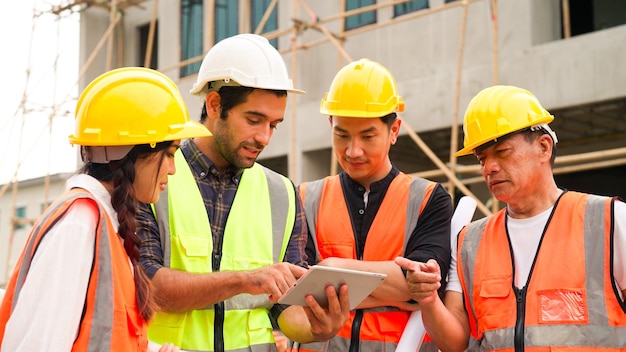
left=269, top=304, right=288, bottom=329
left=304, top=228, right=318, bottom=267
left=403, top=184, right=452, bottom=291
left=297, top=182, right=319, bottom=267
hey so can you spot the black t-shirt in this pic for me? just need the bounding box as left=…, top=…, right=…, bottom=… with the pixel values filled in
left=304, top=166, right=452, bottom=287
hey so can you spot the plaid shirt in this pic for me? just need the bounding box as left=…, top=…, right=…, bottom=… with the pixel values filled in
left=137, top=139, right=308, bottom=278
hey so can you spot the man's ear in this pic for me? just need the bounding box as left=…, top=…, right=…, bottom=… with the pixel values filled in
left=538, top=134, right=553, bottom=159
left=390, top=117, right=402, bottom=145
left=205, top=91, right=221, bottom=117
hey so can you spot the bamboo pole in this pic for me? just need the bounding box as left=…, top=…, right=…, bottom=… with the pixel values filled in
left=78, top=13, right=121, bottom=83
left=554, top=147, right=626, bottom=164
left=206, top=0, right=216, bottom=51
left=489, top=0, right=500, bottom=213
left=414, top=146, right=626, bottom=181
left=43, top=16, right=64, bottom=210
left=448, top=0, right=470, bottom=201
left=117, top=18, right=125, bottom=68
left=106, top=0, right=117, bottom=71
left=490, top=0, right=499, bottom=84
left=330, top=0, right=348, bottom=177
left=241, top=0, right=250, bottom=34
left=289, top=0, right=299, bottom=182
left=160, top=55, right=204, bottom=74
left=4, top=180, right=19, bottom=284
left=337, top=0, right=479, bottom=38
left=160, top=0, right=478, bottom=73
left=554, top=157, right=626, bottom=174
left=562, top=0, right=571, bottom=39
left=144, top=0, right=158, bottom=68
left=444, top=156, right=626, bottom=189
left=402, top=119, right=491, bottom=217
left=219, top=0, right=479, bottom=51
left=254, top=0, right=278, bottom=34
left=298, top=0, right=412, bottom=27
left=297, top=0, right=352, bottom=62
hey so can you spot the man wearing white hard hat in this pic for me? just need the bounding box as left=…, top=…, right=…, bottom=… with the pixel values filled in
left=138, top=34, right=350, bottom=352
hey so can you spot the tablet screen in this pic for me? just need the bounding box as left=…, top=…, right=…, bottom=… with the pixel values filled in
left=278, top=266, right=386, bottom=310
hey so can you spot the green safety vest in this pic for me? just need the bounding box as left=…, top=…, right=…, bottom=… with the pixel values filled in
left=148, top=150, right=296, bottom=352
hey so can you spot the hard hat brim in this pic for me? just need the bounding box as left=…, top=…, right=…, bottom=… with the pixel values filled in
left=190, top=78, right=305, bottom=97
left=69, top=120, right=211, bottom=147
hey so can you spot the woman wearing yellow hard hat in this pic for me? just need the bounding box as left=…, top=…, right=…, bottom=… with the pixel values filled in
left=0, top=67, right=210, bottom=352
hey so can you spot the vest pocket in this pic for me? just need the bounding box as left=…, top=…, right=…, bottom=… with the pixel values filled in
left=319, top=242, right=355, bottom=258
left=175, top=234, right=211, bottom=273
left=112, top=304, right=148, bottom=350
left=537, top=288, right=587, bottom=324
left=246, top=309, right=273, bottom=346
left=148, top=311, right=187, bottom=347
left=477, top=278, right=514, bottom=330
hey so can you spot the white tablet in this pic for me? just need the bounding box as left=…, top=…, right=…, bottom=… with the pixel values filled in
left=278, top=265, right=387, bottom=310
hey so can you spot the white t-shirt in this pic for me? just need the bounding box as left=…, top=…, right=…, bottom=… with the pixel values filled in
left=447, top=200, right=626, bottom=300
left=1, top=174, right=120, bottom=352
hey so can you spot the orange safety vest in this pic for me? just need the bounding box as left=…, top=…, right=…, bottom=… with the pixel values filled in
left=458, top=191, right=626, bottom=351
left=0, top=189, right=148, bottom=351
left=298, top=173, right=436, bottom=352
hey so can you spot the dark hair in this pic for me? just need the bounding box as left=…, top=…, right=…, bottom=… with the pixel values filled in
left=81, top=140, right=173, bottom=321
left=521, top=128, right=557, bottom=166
left=328, top=112, right=398, bottom=129
left=199, top=86, right=287, bottom=123
left=381, top=112, right=398, bottom=129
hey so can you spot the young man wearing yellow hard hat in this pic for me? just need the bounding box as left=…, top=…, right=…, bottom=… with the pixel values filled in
left=396, top=85, right=626, bottom=351
left=298, top=59, right=453, bottom=352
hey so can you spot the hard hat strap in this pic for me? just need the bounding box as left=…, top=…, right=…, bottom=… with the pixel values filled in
left=197, top=79, right=242, bottom=98
left=530, top=123, right=558, bottom=144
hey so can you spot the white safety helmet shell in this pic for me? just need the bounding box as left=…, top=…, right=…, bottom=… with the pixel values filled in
left=190, top=34, right=305, bottom=96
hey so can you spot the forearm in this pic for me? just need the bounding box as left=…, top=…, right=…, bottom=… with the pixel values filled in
left=152, top=267, right=250, bottom=312
left=405, top=185, right=453, bottom=280
left=153, top=262, right=307, bottom=312
left=421, top=292, right=470, bottom=352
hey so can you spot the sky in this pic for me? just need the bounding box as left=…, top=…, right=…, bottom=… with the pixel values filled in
left=0, top=1, right=79, bottom=185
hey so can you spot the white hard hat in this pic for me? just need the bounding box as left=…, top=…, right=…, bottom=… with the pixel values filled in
left=190, top=33, right=305, bottom=97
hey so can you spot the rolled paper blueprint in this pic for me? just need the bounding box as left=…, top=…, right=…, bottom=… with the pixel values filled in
left=396, top=196, right=477, bottom=352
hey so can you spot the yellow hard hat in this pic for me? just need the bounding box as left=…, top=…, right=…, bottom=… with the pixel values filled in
left=320, top=58, right=404, bottom=118
left=455, top=85, right=554, bottom=156
left=70, top=67, right=211, bottom=147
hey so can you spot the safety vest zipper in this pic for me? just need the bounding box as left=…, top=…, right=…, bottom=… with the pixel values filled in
left=214, top=250, right=225, bottom=352
left=349, top=309, right=364, bottom=352
left=513, top=286, right=527, bottom=352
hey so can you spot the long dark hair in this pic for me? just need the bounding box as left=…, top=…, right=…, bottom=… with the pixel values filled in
left=81, top=141, right=173, bottom=321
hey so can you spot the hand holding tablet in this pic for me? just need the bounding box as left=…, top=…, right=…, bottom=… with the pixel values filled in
left=278, top=266, right=387, bottom=310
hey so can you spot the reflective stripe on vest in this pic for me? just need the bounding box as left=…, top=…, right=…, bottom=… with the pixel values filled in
left=0, top=189, right=147, bottom=352
left=458, top=191, right=626, bottom=351
left=299, top=173, right=435, bottom=351
left=148, top=150, right=295, bottom=352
